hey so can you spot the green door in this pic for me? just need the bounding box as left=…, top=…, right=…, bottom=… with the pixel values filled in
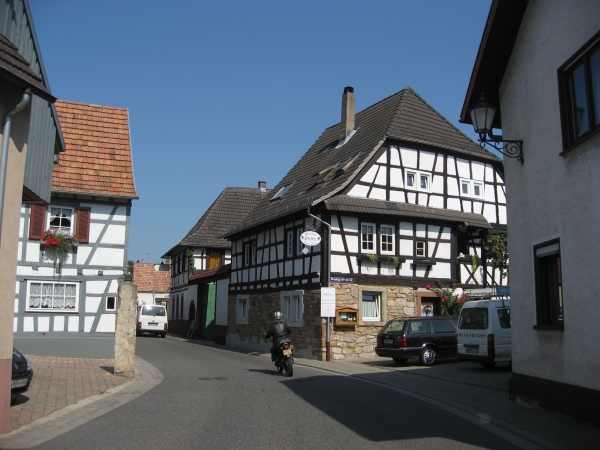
left=201, top=283, right=216, bottom=340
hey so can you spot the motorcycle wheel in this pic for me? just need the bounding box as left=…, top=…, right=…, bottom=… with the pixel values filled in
left=277, top=362, right=284, bottom=373
left=285, top=357, right=293, bottom=377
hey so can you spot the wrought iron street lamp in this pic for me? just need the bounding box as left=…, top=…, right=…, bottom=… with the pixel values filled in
left=469, top=93, right=524, bottom=164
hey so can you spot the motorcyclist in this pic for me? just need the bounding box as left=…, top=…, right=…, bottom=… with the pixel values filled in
left=263, top=311, right=291, bottom=362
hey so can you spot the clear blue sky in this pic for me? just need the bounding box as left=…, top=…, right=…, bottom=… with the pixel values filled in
left=29, top=0, right=491, bottom=264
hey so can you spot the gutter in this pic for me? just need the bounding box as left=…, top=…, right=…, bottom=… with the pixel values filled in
left=0, top=89, right=31, bottom=242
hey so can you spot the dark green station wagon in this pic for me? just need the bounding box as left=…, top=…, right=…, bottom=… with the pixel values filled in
left=375, top=317, right=458, bottom=366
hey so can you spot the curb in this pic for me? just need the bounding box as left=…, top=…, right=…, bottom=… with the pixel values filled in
left=0, top=357, right=163, bottom=449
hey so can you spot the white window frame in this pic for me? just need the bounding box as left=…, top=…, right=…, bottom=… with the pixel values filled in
left=460, top=179, right=484, bottom=199
left=26, top=280, right=80, bottom=312
left=296, top=229, right=304, bottom=255
left=286, top=230, right=294, bottom=257
left=416, top=240, right=427, bottom=258
left=236, top=294, right=250, bottom=324
left=361, top=223, right=376, bottom=253
left=280, top=290, right=303, bottom=327
left=271, top=182, right=293, bottom=201
left=359, top=287, right=386, bottom=323
left=48, top=205, right=75, bottom=234
left=106, top=296, right=116, bottom=311
left=379, top=225, right=395, bottom=255
left=405, top=169, right=431, bottom=192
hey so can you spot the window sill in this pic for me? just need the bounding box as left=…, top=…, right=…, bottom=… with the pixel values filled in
left=359, top=320, right=386, bottom=327
left=560, top=127, right=600, bottom=156
left=357, top=255, right=406, bottom=264
left=533, top=324, right=564, bottom=331
left=412, top=259, right=436, bottom=265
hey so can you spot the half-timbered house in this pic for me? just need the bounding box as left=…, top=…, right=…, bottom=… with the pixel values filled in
left=162, top=184, right=268, bottom=340
left=13, top=100, right=137, bottom=336
left=225, top=87, right=508, bottom=360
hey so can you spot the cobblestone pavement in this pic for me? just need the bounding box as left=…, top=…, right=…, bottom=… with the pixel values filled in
left=9, top=356, right=131, bottom=431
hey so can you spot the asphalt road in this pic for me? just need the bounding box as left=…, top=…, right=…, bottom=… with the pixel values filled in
left=32, top=336, right=519, bottom=450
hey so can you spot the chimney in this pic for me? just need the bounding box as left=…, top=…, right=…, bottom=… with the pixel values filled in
left=340, top=86, right=355, bottom=141
left=258, top=181, right=267, bottom=192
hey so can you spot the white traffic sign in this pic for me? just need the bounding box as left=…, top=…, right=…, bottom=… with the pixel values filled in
left=321, top=287, right=336, bottom=317
left=300, top=231, right=321, bottom=246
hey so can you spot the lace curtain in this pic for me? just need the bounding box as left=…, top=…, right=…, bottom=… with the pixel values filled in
left=28, top=282, right=77, bottom=310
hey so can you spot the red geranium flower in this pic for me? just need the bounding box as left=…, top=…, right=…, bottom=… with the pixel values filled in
left=456, top=299, right=462, bottom=304
left=442, top=295, right=449, bottom=301
left=426, top=285, right=432, bottom=290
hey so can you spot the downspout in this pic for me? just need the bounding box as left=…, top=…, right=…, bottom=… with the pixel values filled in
left=0, top=89, right=31, bottom=242
left=307, top=205, right=332, bottom=362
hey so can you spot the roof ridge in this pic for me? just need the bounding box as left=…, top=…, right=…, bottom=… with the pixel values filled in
left=56, top=99, right=128, bottom=111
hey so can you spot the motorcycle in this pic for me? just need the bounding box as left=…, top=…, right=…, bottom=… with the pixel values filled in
left=274, top=340, right=294, bottom=377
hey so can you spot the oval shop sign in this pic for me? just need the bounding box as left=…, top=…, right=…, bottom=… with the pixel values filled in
left=300, top=231, right=321, bottom=246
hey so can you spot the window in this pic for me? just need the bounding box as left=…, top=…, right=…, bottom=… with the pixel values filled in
left=415, top=241, right=426, bottom=258
left=405, top=169, right=430, bottom=192
left=27, top=281, right=79, bottom=312
left=361, top=291, right=381, bottom=321
left=460, top=179, right=484, bottom=199
left=271, top=182, right=293, bottom=201
left=379, top=225, right=394, bottom=255
left=407, top=320, right=431, bottom=334
left=280, top=291, right=303, bottom=327
left=251, top=242, right=257, bottom=265
left=361, top=223, right=375, bottom=252
left=236, top=295, right=249, bottom=324
left=296, top=229, right=304, bottom=255
left=106, top=296, right=116, bottom=311
left=286, top=230, right=294, bottom=257
left=559, top=31, right=600, bottom=151
left=209, top=251, right=221, bottom=269
left=49, top=207, right=73, bottom=234
left=458, top=308, right=488, bottom=329
left=141, top=305, right=166, bottom=316
left=534, top=240, right=564, bottom=329
left=244, top=243, right=250, bottom=267
left=497, top=309, right=511, bottom=329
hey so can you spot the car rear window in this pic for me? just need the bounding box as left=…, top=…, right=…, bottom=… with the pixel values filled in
left=407, top=321, right=431, bottom=335
left=142, top=305, right=165, bottom=316
left=380, top=320, right=405, bottom=333
left=458, top=308, right=488, bottom=329
left=432, top=319, right=455, bottom=333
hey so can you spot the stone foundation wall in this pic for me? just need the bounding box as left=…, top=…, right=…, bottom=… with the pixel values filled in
left=227, top=283, right=416, bottom=361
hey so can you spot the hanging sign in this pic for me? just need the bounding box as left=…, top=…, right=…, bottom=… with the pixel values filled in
left=321, top=287, right=336, bottom=317
left=300, top=231, right=321, bottom=246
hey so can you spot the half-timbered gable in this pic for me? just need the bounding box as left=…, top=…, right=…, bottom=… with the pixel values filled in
left=162, top=184, right=267, bottom=338
left=226, top=87, right=507, bottom=360
left=14, top=100, right=137, bottom=336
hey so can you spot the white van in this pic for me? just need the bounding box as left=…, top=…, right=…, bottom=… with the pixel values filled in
left=457, top=299, right=510, bottom=367
left=136, top=304, right=168, bottom=338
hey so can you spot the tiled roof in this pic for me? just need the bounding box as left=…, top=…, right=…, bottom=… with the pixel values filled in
left=188, top=264, right=230, bottom=282
left=0, top=33, right=54, bottom=102
left=325, top=196, right=492, bottom=229
left=228, top=87, right=501, bottom=235
left=53, top=100, right=137, bottom=198
left=132, top=263, right=171, bottom=293
left=162, top=186, right=268, bottom=257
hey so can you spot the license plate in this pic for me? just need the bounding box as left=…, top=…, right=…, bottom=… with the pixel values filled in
left=148, top=322, right=158, bottom=326
left=384, top=339, right=393, bottom=344
left=283, top=349, right=292, bottom=356
left=466, top=347, right=479, bottom=354
left=11, top=378, right=28, bottom=388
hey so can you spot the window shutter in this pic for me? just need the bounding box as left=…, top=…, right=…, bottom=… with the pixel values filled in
left=28, top=204, right=47, bottom=239
left=76, top=207, right=91, bottom=243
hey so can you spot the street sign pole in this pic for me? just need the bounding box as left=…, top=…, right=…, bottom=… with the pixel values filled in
left=307, top=206, right=332, bottom=362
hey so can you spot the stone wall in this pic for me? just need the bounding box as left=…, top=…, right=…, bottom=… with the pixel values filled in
left=227, top=283, right=416, bottom=361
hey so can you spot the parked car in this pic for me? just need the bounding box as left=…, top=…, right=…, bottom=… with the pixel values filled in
left=457, top=299, right=511, bottom=367
left=12, top=348, right=33, bottom=401
left=375, top=317, right=458, bottom=366
left=136, top=304, right=168, bottom=338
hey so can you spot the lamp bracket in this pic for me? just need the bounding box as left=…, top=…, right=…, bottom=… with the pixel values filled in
left=478, top=132, right=523, bottom=164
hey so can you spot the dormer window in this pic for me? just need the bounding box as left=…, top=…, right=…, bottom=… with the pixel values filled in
left=271, top=182, right=293, bottom=201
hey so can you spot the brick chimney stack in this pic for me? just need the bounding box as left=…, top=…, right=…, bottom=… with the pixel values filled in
left=340, top=86, right=355, bottom=141
left=258, top=181, right=267, bottom=192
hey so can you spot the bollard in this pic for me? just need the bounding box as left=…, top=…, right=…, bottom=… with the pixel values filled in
left=114, top=281, right=137, bottom=377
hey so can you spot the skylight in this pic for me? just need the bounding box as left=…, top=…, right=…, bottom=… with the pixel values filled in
left=271, top=182, right=294, bottom=201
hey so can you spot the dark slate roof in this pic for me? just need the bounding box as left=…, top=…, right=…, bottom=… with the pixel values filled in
left=188, top=264, right=231, bottom=283
left=228, top=87, right=500, bottom=235
left=0, top=33, right=54, bottom=102
left=325, top=195, right=491, bottom=229
left=162, top=187, right=269, bottom=257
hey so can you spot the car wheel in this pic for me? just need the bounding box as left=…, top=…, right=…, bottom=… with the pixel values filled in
left=479, top=361, right=496, bottom=368
left=393, top=358, right=408, bottom=364
left=420, top=347, right=437, bottom=366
